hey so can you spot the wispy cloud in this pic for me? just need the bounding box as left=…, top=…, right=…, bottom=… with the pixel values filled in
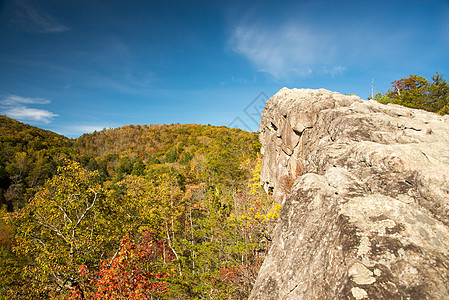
left=1, top=95, right=50, bottom=105
left=230, top=21, right=346, bottom=79
left=227, top=3, right=416, bottom=80
left=1, top=95, right=58, bottom=123
left=321, top=66, right=347, bottom=78
left=8, top=0, right=69, bottom=33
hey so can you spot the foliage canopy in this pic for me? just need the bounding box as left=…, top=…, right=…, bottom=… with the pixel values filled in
left=0, top=119, right=278, bottom=299
left=373, top=72, right=449, bottom=115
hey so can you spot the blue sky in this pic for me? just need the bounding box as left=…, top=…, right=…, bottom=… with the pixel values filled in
left=1, top=0, right=448, bottom=138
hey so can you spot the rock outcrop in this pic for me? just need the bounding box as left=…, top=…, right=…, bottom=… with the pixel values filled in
left=251, top=88, right=449, bottom=299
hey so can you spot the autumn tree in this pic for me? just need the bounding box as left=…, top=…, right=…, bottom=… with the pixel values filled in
left=0, top=209, right=30, bottom=298
left=13, top=161, right=119, bottom=297
left=68, top=234, right=173, bottom=300
left=374, top=72, right=449, bottom=115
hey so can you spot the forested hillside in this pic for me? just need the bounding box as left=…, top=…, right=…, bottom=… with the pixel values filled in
left=0, top=116, right=75, bottom=211
left=0, top=117, right=280, bottom=299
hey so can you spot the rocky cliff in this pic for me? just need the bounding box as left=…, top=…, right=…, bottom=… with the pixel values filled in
left=251, top=88, right=449, bottom=299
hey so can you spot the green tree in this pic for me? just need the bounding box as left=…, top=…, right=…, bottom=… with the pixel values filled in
left=428, top=72, right=449, bottom=113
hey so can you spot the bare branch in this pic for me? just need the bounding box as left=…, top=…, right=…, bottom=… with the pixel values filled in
left=75, top=189, right=98, bottom=227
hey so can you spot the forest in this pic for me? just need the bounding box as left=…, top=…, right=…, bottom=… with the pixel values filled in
left=0, top=118, right=282, bottom=299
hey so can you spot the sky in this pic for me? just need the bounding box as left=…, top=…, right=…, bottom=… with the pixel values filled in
left=1, top=0, right=448, bottom=138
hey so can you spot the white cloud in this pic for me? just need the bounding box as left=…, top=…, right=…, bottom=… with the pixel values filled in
left=230, top=22, right=340, bottom=79
left=1, top=95, right=51, bottom=105
left=4, top=106, right=58, bottom=124
left=1, top=95, right=57, bottom=124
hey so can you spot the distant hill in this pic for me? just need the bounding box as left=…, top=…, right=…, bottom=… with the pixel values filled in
left=76, top=123, right=259, bottom=160
left=0, top=115, right=69, bottom=145
left=0, top=116, right=74, bottom=210
left=0, top=116, right=260, bottom=209
left=75, top=123, right=260, bottom=185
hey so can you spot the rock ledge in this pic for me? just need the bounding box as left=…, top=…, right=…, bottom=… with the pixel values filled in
left=251, top=88, right=449, bottom=299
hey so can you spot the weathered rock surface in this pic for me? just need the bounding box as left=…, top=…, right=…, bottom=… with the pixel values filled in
left=251, top=88, right=449, bottom=299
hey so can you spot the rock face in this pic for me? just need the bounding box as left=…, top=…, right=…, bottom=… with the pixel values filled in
left=251, top=88, right=449, bottom=299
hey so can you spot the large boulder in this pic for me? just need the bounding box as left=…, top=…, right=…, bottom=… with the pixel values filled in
left=251, top=88, right=449, bottom=299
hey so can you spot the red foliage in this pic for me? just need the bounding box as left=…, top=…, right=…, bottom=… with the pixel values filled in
left=68, top=235, right=173, bottom=300
left=219, top=266, right=244, bottom=285
left=391, top=74, right=428, bottom=93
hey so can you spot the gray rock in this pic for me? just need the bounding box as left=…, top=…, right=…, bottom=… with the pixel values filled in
left=251, top=88, right=449, bottom=299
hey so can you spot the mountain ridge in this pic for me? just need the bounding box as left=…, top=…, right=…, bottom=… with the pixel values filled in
left=0, top=115, right=259, bottom=210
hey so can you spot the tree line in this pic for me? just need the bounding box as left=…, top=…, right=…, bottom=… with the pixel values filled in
left=372, top=72, right=449, bottom=115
